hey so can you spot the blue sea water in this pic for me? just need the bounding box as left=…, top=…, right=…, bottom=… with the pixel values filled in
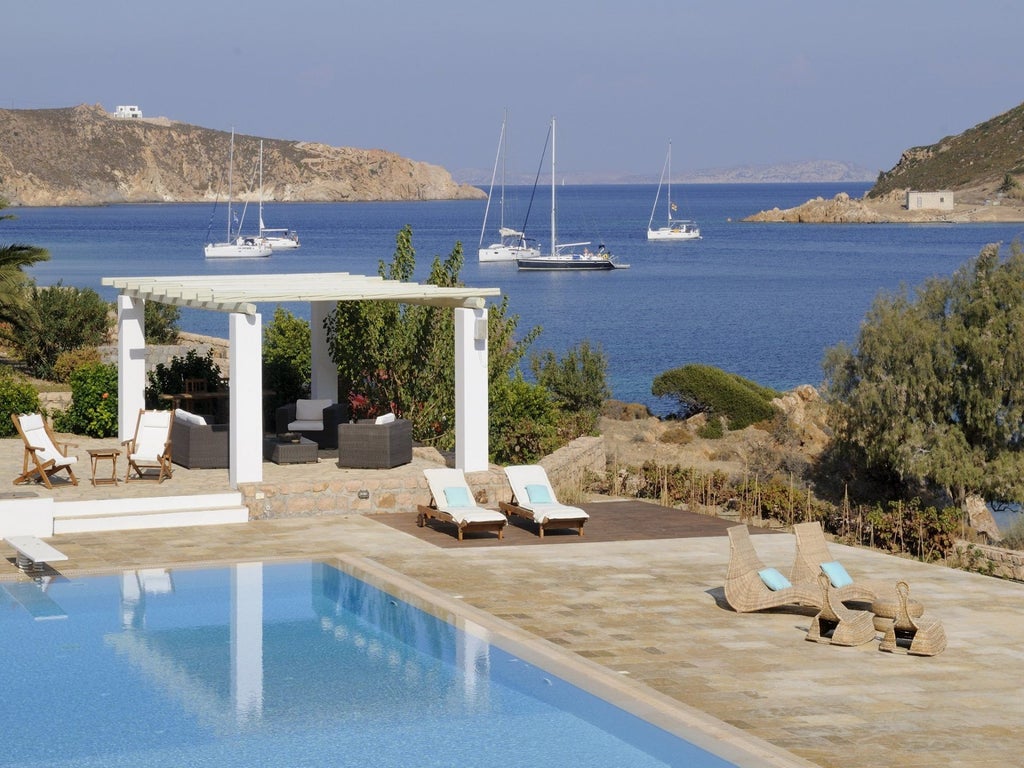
left=7, top=183, right=1024, bottom=414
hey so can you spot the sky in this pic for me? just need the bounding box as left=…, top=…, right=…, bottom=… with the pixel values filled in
left=5, top=1, right=1024, bottom=181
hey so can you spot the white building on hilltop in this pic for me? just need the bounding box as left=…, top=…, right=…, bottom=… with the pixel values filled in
left=114, top=105, right=143, bottom=119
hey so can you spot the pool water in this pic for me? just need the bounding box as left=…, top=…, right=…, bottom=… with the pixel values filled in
left=0, top=561, right=735, bottom=767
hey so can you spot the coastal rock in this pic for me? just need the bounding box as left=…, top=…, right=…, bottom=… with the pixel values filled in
left=964, top=494, right=1002, bottom=543
left=0, top=104, right=484, bottom=206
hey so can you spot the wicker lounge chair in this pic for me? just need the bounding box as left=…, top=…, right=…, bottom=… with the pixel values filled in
left=806, top=573, right=877, bottom=646
left=499, top=464, right=588, bottom=538
left=790, top=521, right=877, bottom=604
left=337, top=416, right=412, bottom=469
left=878, top=581, right=946, bottom=656
left=417, top=468, right=508, bottom=541
left=12, top=413, right=79, bottom=489
left=122, top=409, right=173, bottom=483
left=724, top=525, right=821, bottom=613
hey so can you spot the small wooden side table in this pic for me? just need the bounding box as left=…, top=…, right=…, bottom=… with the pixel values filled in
left=87, top=448, right=121, bottom=486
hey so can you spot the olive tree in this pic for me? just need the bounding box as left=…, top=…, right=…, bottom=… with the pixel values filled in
left=824, top=242, right=1024, bottom=505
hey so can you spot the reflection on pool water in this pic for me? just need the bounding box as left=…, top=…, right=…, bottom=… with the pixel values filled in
left=0, top=561, right=736, bottom=768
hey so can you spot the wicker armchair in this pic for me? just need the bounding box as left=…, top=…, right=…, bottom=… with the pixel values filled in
left=336, top=418, right=413, bottom=469
left=171, top=413, right=229, bottom=469
left=275, top=399, right=349, bottom=449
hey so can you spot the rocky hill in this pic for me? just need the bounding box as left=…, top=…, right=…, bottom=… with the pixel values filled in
left=870, top=101, right=1024, bottom=199
left=745, top=100, right=1024, bottom=223
left=0, top=104, right=484, bottom=206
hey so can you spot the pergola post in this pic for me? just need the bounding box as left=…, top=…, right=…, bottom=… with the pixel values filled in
left=310, top=300, right=338, bottom=403
left=116, top=294, right=147, bottom=442
left=229, top=312, right=263, bottom=487
left=455, top=306, right=489, bottom=472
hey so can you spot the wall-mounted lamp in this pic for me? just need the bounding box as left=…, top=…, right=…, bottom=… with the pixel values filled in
left=474, top=318, right=488, bottom=341
left=357, top=489, right=369, bottom=500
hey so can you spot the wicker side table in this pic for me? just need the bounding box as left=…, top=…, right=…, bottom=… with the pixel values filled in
left=263, top=436, right=319, bottom=465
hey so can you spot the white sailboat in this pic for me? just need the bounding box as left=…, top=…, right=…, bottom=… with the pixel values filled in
left=478, top=112, right=538, bottom=262
left=257, top=140, right=300, bottom=250
left=647, top=140, right=700, bottom=241
left=516, top=117, right=629, bottom=271
left=204, top=129, right=272, bottom=258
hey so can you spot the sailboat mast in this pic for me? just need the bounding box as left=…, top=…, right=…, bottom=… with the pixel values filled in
left=550, top=117, right=556, bottom=255
left=480, top=114, right=505, bottom=249
left=226, top=128, right=235, bottom=241
left=258, top=139, right=264, bottom=233
left=667, top=140, right=672, bottom=224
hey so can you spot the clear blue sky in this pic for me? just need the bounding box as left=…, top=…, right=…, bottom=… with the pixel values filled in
left=6, top=0, right=1023, bottom=179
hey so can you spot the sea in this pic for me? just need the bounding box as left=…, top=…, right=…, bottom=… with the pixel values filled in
left=8, top=182, right=1024, bottom=418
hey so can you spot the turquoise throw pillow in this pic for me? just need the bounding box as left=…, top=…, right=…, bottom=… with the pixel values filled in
left=820, top=561, right=853, bottom=588
left=443, top=486, right=472, bottom=508
left=758, top=568, right=792, bottom=591
left=525, top=484, right=552, bottom=504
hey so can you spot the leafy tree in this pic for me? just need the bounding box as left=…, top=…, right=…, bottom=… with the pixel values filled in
left=0, top=198, right=50, bottom=321
left=263, top=306, right=311, bottom=413
left=3, top=282, right=110, bottom=379
left=531, top=341, right=609, bottom=440
left=325, top=225, right=540, bottom=450
left=824, top=242, right=1024, bottom=506
left=651, top=364, right=777, bottom=429
left=144, top=300, right=180, bottom=344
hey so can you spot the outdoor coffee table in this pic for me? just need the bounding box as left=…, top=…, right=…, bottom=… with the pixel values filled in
left=87, top=448, right=121, bottom=486
left=263, top=436, right=319, bottom=465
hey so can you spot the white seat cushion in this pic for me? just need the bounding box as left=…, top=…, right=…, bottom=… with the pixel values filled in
left=174, top=408, right=207, bottom=426
left=288, top=419, right=324, bottom=432
left=296, top=399, right=332, bottom=421
left=374, top=412, right=396, bottom=425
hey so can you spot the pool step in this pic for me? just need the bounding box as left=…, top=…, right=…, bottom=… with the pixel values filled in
left=52, top=492, right=249, bottom=534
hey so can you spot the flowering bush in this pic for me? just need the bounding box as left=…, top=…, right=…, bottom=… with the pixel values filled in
left=53, top=363, right=118, bottom=437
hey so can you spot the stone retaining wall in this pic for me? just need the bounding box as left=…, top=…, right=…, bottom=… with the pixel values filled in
left=98, top=333, right=230, bottom=378
left=239, top=435, right=607, bottom=520
left=951, top=539, right=1024, bottom=581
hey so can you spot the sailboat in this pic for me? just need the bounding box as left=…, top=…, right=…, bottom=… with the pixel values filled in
left=647, top=140, right=701, bottom=241
left=257, top=140, right=300, bottom=250
left=478, top=112, right=538, bottom=262
left=204, top=129, right=272, bottom=258
left=516, top=117, right=629, bottom=271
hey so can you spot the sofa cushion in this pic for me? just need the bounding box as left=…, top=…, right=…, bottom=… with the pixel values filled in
left=374, top=412, right=396, bottom=425
left=296, top=399, right=332, bottom=421
left=288, top=419, right=325, bottom=432
left=174, top=408, right=207, bottom=426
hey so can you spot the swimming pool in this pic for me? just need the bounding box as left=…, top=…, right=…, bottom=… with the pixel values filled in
left=0, top=560, right=746, bottom=768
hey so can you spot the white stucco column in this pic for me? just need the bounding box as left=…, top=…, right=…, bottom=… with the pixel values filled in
left=117, top=294, right=147, bottom=442
left=310, top=300, right=338, bottom=403
left=229, top=312, right=263, bottom=487
left=455, top=306, right=489, bottom=471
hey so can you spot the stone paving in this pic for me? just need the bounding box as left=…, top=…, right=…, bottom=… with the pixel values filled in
left=2, top=435, right=1023, bottom=767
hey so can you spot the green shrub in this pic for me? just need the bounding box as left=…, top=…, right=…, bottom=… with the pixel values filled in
left=145, top=348, right=225, bottom=408
left=53, top=363, right=118, bottom=437
left=3, top=282, right=111, bottom=380
left=52, top=347, right=102, bottom=384
left=0, top=368, right=40, bottom=437
left=145, top=301, right=181, bottom=344
left=262, top=307, right=311, bottom=415
left=489, top=374, right=558, bottom=465
left=698, top=417, right=724, bottom=439
left=652, top=364, right=778, bottom=429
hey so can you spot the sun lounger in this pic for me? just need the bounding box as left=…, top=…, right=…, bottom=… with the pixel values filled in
left=790, top=521, right=876, bottom=604
left=417, top=468, right=507, bottom=541
left=12, top=413, right=79, bottom=489
left=724, top=525, right=821, bottom=613
left=499, top=464, right=588, bottom=538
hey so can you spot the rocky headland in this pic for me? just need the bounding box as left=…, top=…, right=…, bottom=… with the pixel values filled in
left=0, top=104, right=484, bottom=206
left=745, top=98, right=1024, bottom=224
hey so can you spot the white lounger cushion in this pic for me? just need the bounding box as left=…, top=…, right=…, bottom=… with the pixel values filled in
left=423, top=467, right=506, bottom=525
left=18, top=413, right=77, bottom=467
left=503, top=464, right=588, bottom=525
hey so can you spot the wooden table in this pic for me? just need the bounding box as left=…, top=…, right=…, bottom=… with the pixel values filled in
left=159, top=391, right=229, bottom=419
left=87, top=448, right=121, bottom=486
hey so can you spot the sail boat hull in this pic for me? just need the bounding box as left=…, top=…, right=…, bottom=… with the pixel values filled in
left=205, top=238, right=272, bottom=258
left=647, top=222, right=701, bottom=241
